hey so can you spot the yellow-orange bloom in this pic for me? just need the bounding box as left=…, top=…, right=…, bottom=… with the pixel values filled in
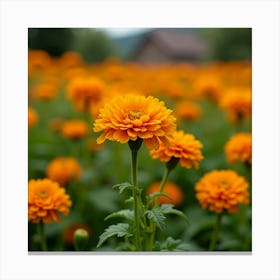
left=146, top=181, right=184, bottom=206
left=28, top=178, right=72, bottom=223
left=93, top=95, right=176, bottom=150
left=219, top=88, right=252, bottom=123
left=225, top=133, right=252, bottom=165
left=28, top=107, right=38, bottom=128
left=150, top=130, right=203, bottom=169
left=32, top=82, right=58, bottom=100
left=195, top=170, right=249, bottom=214
left=175, top=101, right=202, bottom=121
left=66, top=76, right=105, bottom=113
left=61, top=120, right=88, bottom=140
left=46, top=157, right=82, bottom=185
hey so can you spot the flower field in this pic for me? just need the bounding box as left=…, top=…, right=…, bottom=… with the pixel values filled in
left=28, top=50, right=252, bottom=252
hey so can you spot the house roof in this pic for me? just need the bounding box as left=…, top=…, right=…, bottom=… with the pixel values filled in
left=135, top=30, right=208, bottom=59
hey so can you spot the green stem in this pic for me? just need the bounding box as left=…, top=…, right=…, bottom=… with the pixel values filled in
left=39, top=221, right=47, bottom=251
left=155, top=167, right=170, bottom=206
left=129, top=139, right=143, bottom=251
left=148, top=166, right=171, bottom=251
left=209, top=213, right=222, bottom=251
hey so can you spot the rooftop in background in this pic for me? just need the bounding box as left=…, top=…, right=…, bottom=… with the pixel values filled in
left=112, top=28, right=208, bottom=62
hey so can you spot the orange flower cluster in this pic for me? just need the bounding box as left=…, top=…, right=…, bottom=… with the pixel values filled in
left=93, top=94, right=176, bottom=150
left=195, top=170, right=249, bottom=213
left=225, top=133, right=252, bottom=165
left=146, top=181, right=184, bottom=206
left=28, top=178, right=72, bottom=223
left=28, top=107, right=38, bottom=128
left=150, top=130, right=203, bottom=169
left=61, top=120, right=88, bottom=140
left=219, top=88, right=252, bottom=123
left=46, top=157, right=82, bottom=185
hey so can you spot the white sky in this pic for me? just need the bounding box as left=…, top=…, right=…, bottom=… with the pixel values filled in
left=103, top=28, right=151, bottom=37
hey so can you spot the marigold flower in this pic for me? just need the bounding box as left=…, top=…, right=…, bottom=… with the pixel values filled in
left=46, top=157, right=82, bottom=185
left=66, top=76, right=105, bottom=113
left=150, top=130, right=203, bottom=169
left=219, top=88, right=252, bottom=123
left=195, top=170, right=249, bottom=214
left=146, top=181, right=184, bottom=206
left=93, top=94, right=176, bottom=150
left=28, top=178, right=72, bottom=223
left=175, top=101, right=201, bottom=121
left=61, top=120, right=88, bottom=140
left=32, top=82, right=58, bottom=100
left=28, top=107, right=38, bottom=128
left=225, top=133, right=252, bottom=165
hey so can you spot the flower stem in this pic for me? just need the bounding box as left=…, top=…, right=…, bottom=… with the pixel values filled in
left=155, top=166, right=170, bottom=206
left=128, top=138, right=143, bottom=251
left=148, top=163, right=174, bottom=251
left=209, top=213, right=222, bottom=251
left=39, top=221, right=47, bottom=251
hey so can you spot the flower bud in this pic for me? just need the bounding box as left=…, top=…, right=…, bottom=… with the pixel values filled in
left=73, top=229, right=89, bottom=251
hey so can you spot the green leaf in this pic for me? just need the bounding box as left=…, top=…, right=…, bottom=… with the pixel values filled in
left=97, top=223, right=132, bottom=248
left=145, top=207, right=166, bottom=231
left=104, top=209, right=134, bottom=221
left=112, top=182, right=133, bottom=194
left=161, top=204, right=189, bottom=223
left=155, top=237, right=190, bottom=251
left=146, top=192, right=172, bottom=207
left=125, top=196, right=134, bottom=204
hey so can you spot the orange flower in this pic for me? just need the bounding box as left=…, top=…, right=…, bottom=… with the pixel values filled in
left=28, top=107, right=38, bottom=128
left=195, top=170, right=249, bottom=214
left=61, top=120, right=88, bottom=140
left=28, top=178, right=72, bottom=223
left=66, top=76, right=105, bottom=114
left=146, top=181, right=184, bottom=206
left=219, top=88, right=252, bottom=123
left=46, top=157, right=82, bottom=185
left=32, top=81, right=58, bottom=100
left=225, top=133, right=252, bottom=165
left=150, top=130, right=203, bottom=169
left=93, top=95, right=176, bottom=150
left=175, top=101, right=201, bottom=121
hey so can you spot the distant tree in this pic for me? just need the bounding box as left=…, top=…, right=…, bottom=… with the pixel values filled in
left=28, top=28, right=75, bottom=57
left=201, top=28, right=251, bottom=61
left=71, top=28, right=118, bottom=63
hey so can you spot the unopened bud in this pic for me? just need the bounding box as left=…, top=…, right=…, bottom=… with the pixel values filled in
left=73, top=229, right=89, bottom=251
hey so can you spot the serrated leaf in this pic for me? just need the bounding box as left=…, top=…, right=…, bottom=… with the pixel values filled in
left=160, top=204, right=189, bottom=223
left=145, top=207, right=166, bottom=231
left=112, top=182, right=133, bottom=194
left=97, top=223, right=132, bottom=248
left=105, top=209, right=134, bottom=221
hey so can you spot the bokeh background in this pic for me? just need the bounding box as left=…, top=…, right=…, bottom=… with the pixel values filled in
left=28, top=28, right=252, bottom=252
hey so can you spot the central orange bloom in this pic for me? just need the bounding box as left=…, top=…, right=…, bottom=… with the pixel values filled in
left=28, top=178, right=72, bottom=223
left=93, top=95, right=176, bottom=150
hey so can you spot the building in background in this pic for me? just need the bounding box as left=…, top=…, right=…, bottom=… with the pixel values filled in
left=131, top=29, right=208, bottom=63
